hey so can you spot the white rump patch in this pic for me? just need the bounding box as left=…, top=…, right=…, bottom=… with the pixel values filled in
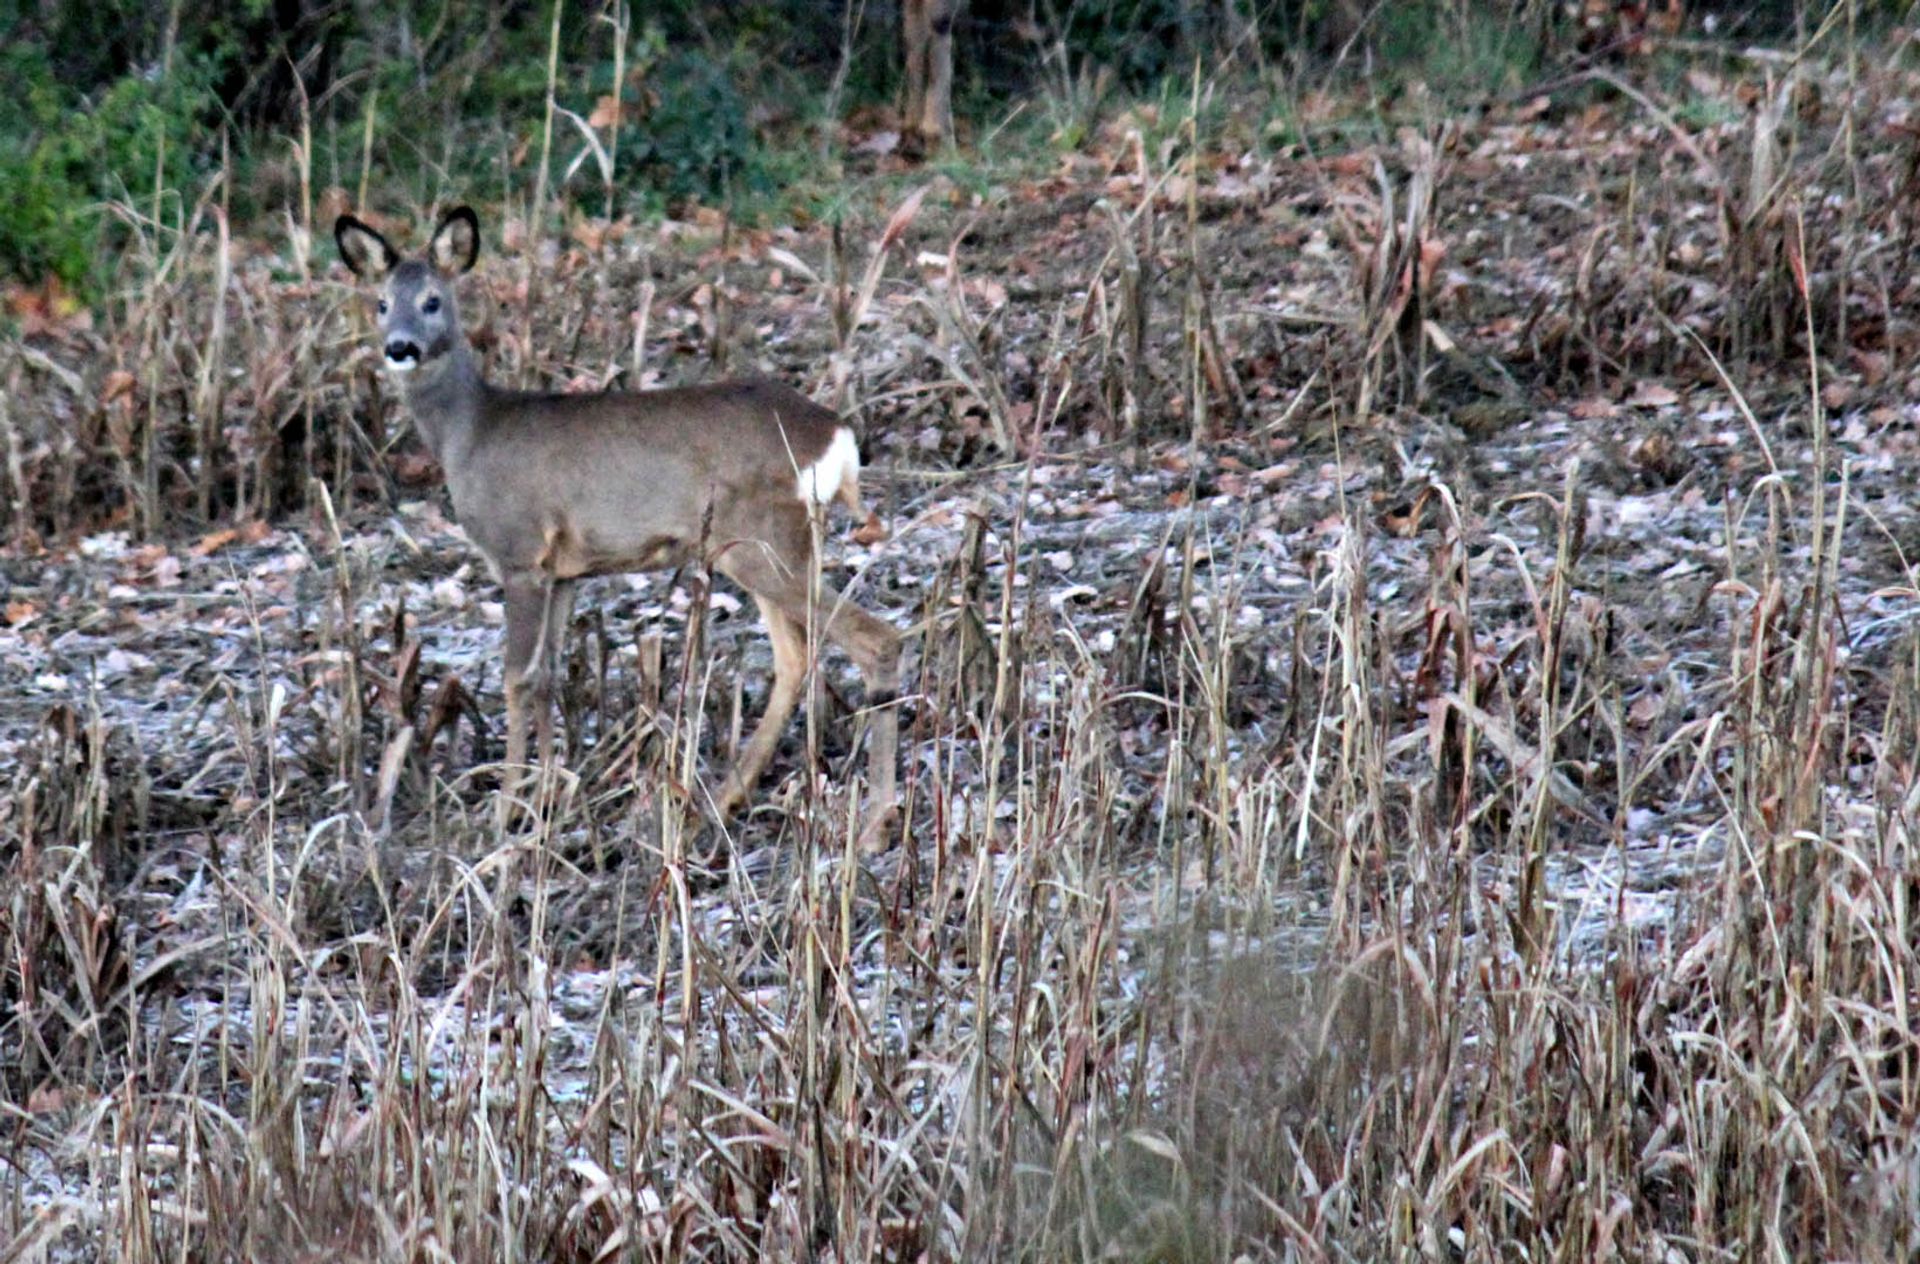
left=797, top=426, right=860, bottom=508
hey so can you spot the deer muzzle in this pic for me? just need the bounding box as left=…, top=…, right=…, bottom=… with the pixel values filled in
left=384, top=338, right=423, bottom=372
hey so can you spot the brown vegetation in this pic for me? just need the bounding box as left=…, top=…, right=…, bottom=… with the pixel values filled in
left=3, top=23, right=1920, bottom=1264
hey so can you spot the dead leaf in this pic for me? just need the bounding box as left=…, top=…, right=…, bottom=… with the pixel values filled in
left=317, top=186, right=350, bottom=227
left=877, top=185, right=931, bottom=253
left=392, top=452, right=443, bottom=486
left=191, top=528, right=239, bottom=556
left=968, top=277, right=1009, bottom=307
left=1383, top=488, right=1435, bottom=537
left=27, top=1081, right=70, bottom=1113
left=101, top=370, right=137, bottom=408
left=1629, top=428, right=1686, bottom=483
left=1417, top=236, right=1449, bottom=290
left=4, top=277, right=91, bottom=339
left=587, top=93, right=624, bottom=130
left=569, top=217, right=612, bottom=252
left=1626, top=381, right=1680, bottom=408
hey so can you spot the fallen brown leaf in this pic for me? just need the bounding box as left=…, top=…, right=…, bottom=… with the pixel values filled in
left=1626, top=381, right=1680, bottom=408
left=587, top=93, right=624, bottom=130
left=192, top=528, right=239, bottom=556
left=101, top=370, right=137, bottom=408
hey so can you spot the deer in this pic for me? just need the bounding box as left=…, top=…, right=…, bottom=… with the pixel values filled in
left=333, top=206, right=901, bottom=839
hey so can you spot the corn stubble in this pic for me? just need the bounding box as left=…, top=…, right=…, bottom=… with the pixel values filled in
left=4, top=40, right=1919, bottom=1264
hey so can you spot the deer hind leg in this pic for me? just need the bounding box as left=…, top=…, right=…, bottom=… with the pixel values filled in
left=714, top=519, right=902, bottom=833
left=815, top=580, right=902, bottom=839
left=711, top=597, right=809, bottom=821
left=537, top=580, right=577, bottom=763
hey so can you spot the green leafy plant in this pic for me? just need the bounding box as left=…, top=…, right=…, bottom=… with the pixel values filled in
left=0, top=40, right=222, bottom=289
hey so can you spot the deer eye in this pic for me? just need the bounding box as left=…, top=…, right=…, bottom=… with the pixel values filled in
left=376, top=299, right=389, bottom=316
left=422, top=295, right=441, bottom=315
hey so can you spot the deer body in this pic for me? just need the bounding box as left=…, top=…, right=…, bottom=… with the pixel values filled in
left=430, top=379, right=855, bottom=579
left=336, top=208, right=900, bottom=831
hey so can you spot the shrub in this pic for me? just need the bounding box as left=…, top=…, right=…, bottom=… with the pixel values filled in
left=0, top=37, right=221, bottom=290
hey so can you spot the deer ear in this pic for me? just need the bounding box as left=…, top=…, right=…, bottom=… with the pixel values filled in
left=428, top=206, right=481, bottom=275
left=334, top=214, right=399, bottom=280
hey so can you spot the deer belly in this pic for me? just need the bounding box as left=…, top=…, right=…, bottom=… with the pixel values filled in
left=536, top=520, right=687, bottom=578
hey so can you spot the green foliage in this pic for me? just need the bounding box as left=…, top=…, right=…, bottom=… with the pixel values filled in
left=1373, top=4, right=1540, bottom=99
left=628, top=45, right=775, bottom=212
left=5, top=0, right=1764, bottom=289
left=1053, top=0, right=1205, bottom=89
left=0, top=39, right=222, bottom=288
left=0, top=44, right=89, bottom=286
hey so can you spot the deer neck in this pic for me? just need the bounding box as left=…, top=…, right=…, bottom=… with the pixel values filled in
left=401, top=340, right=486, bottom=469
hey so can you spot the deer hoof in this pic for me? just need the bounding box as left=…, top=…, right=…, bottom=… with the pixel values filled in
left=858, top=800, right=901, bottom=855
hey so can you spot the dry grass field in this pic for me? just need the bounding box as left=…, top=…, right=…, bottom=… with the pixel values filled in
left=3, top=19, right=1919, bottom=1261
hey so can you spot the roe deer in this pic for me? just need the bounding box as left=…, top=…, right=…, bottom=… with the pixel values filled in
left=334, top=206, right=900, bottom=835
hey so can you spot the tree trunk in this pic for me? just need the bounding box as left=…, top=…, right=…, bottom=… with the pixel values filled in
left=902, top=0, right=958, bottom=157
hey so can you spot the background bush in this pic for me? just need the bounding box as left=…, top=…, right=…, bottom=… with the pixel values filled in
left=0, top=0, right=1854, bottom=292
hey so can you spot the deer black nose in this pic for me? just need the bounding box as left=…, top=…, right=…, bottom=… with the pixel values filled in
left=385, top=338, right=421, bottom=365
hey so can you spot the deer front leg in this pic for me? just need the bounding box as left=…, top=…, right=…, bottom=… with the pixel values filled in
left=500, top=573, right=572, bottom=776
